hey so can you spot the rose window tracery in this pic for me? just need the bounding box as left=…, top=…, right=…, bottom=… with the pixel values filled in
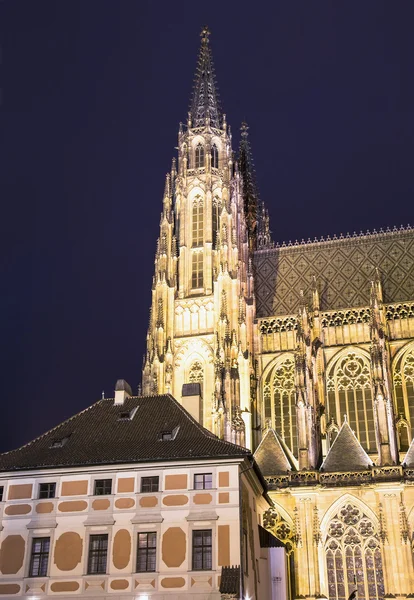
left=325, top=503, right=384, bottom=600
left=189, top=361, right=204, bottom=384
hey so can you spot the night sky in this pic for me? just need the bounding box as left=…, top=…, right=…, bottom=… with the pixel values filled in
left=2, top=1, right=414, bottom=454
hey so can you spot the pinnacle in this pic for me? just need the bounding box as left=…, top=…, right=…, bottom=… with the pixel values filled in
left=189, top=27, right=222, bottom=128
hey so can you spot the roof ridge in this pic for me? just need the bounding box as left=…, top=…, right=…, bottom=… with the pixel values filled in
left=254, top=223, right=413, bottom=254
left=0, top=399, right=102, bottom=458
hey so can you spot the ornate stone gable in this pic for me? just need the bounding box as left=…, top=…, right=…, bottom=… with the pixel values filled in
left=253, top=227, right=414, bottom=317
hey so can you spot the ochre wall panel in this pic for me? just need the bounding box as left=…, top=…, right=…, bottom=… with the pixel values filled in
left=5, top=504, right=31, bottom=515
left=92, top=499, right=110, bottom=510
left=54, top=532, right=83, bottom=571
left=8, top=484, right=32, bottom=500
left=113, top=529, right=131, bottom=570
left=58, top=500, right=88, bottom=512
left=0, top=584, right=20, bottom=595
left=161, top=577, right=185, bottom=588
left=61, top=480, right=88, bottom=496
left=218, top=525, right=230, bottom=566
left=0, top=535, right=25, bottom=574
left=50, top=582, right=80, bottom=592
left=219, top=472, right=229, bottom=487
left=110, top=579, right=129, bottom=590
left=219, top=492, right=229, bottom=503
left=163, top=494, right=188, bottom=506
left=36, top=501, right=54, bottom=514
left=162, top=527, right=186, bottom=567
left=194, top=493, right=212, bottom=504
left=115, top=498, right=135, bottom=509
left=140, top=496, right=158, bottom=508
left=117, top=478, right=135, bottom=493
left=165, top=474, right=187, bottom=490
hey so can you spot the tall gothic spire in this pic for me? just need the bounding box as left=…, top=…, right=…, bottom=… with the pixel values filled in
left=189, top=26, right=222, bottom=128
left=238, top=122, right=259, bottom=251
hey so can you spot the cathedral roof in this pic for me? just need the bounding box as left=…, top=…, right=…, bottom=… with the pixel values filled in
left=254, top=428, right=297, bottom=476
left=402, top=435, right=414, bottom=467
left=0, top=394, right=250, bottom=472
left=253, top=226, right=414, bottom=317
left=321, top=420, right=373, bottom=473
left=189, top=26, right=222, bottom=128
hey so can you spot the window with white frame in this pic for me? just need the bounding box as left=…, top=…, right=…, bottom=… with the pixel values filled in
left=136, top=532, right=157, bottom=572
left=192, top=529, right=212, bottom=570
left=87, top=534, right=108, bottom=574
left=29, top=537, right=50, bottom=577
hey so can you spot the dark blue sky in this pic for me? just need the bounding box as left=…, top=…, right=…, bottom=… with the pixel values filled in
left=1, top=1, right=413, bottom=453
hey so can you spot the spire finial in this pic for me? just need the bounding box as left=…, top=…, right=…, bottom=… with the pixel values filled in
left=201, top=25, right=210, bottom=43
left=189, top=27, right=222, bottom=128
left=240, top=121, right=249, bottom=138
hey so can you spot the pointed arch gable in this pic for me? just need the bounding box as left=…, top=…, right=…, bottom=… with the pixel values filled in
left=320, top=493, right=379, bottom=535
left=326, top=345, right=371, bottom=373
left=261, top=352, right=296, bottom=382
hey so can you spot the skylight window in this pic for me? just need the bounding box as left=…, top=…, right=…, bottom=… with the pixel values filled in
left=118, top=406, right=138, bottom=421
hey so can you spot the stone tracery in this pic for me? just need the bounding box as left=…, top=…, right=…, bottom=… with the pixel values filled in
left=325, top=503, right=384, bottom=600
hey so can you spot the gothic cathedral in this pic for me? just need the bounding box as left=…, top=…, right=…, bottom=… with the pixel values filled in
left=143, top=28, right=414, bottom=598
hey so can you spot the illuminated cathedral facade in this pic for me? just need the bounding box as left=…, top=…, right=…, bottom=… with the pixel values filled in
left=143, top=28, right=414, bottom=599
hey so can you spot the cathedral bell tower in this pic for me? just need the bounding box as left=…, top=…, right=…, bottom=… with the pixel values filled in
left=143, top=27, right=262, bottom=449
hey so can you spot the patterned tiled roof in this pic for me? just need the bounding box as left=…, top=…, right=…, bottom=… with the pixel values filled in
left=253, top=227, right=414, bottom=316
left=0, top=395, right=250, bottom=472
left=321, top=420, right=373, bottom=472
left=254, top=428, right=297, bottom=475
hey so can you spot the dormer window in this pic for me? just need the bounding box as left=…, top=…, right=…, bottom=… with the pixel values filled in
left=211, top=144, right=218, bottom=168
left=159, top=426, right=180, bottom=441
left=195, top=143, right=204, bottom=168
left=50, top=436, right=70, bottom=449
left=118, top=406, right=138, bottom=421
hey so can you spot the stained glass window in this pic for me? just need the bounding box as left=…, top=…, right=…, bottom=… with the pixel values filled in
left=325, top=503, right=384, bottom=600
left=327, top=352, right=376, bottom=452
left=393, top=346, right=414, bottom=445
left=264, top=356, right=297, bottom=456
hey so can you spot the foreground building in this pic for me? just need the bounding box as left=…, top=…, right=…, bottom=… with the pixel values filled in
left=142, top=27, right=414, bottom=599
left=0, top=387, right=287, bottom=598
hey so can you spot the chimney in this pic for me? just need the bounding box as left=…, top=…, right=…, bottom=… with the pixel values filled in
left=114, top=379, right=132, bottom=405
left=181, top=383, right=202, bottom=423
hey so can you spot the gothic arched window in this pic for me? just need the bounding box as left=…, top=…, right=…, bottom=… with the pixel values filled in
left=393, top=345, right=414, bottom=443
left=192, top=198, right=203, bottom=247
left=326, top=352, right=375, bottom=453
left=211, top=144, right=218, bottom=168
left=191, top=251, right=203, bottom=289
left=195, top=143, right=205, bottom=168
left=325, top=503, right=384, bottom=600
left=264, top=356, right=297, bottom=457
